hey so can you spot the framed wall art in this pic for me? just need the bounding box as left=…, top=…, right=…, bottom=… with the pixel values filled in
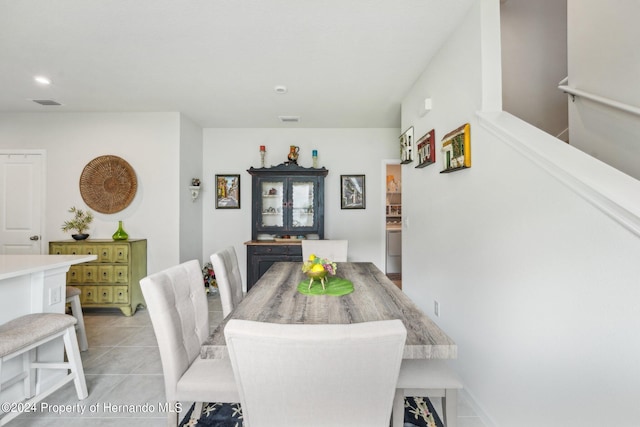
left=215, top=174, right=240, bottom=208
left=415, top=129, right=436, bottom=168
left=399, top=126, right=414, bottom=164
left=340, top=175, right=366, bottom=209
left=440, top=123, right=471, bottom=173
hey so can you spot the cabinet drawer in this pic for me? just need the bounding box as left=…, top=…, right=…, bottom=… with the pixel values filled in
left=81, top=286, right=98, bottom=304
left=50, top=244, right=65, bottom=255
left=99, top=266, right=114, bottom=282
left=83, top=266, right=98, bottom=283
left=251, top=245, right=301, bottom=255
left=65, top=245, right=83, bottom=256
left=82, top=244, right=98, bottom=256
left=252, top=245, right=287, bottom=255
left=289, top=245, right=302, bottom=256
left=97, top=246, right=114, bottom=263
left=113, top=245, right=129, bottom=263
left=114, top=266, right=128, bottom=283
left=68, top=266, right=81, bottom=283
left=98, top=286, right=113, bottom=303
left=113, top=286, right=129, bottom=303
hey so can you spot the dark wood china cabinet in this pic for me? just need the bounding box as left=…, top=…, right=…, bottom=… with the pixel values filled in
left=245, top=164, right=328, bottom=290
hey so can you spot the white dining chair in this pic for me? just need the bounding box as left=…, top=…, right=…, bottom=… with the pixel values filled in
left=210, top=246, right=244, bottom=318
left=301, top=239, right=348, bottom=261
left=140, top=260, right=239, bottom=426
left=224, top=318, right=406, bottom=427
left=392, top=359, right=463, bottom=427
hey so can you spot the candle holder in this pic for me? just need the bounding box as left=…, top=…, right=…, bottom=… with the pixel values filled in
left=260, top=146, right=266, bottom=168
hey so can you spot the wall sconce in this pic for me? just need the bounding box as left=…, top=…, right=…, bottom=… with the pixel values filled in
left=190, top=178, right=201, bottom=202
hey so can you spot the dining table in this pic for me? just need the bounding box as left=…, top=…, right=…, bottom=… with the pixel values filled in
left=201, top=261, right=457, bottom=360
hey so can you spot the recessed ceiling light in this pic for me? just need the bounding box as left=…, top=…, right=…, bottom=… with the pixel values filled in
left=274, top=85, right=288, bottom=94
left=34, top=76, right=51, bottom=85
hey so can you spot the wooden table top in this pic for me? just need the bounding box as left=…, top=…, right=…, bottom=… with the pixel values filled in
left=201, top=262, right=457, bottom=360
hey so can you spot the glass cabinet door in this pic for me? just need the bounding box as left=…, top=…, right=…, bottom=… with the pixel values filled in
left=249, top=165, right=327, bottom=240
left=291, top=180, right=315, bottom=229
left=260, top=180, right=284, bottom=228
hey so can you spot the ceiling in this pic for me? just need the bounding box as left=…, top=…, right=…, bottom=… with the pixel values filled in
left=0, top=0, right=475, bottom=128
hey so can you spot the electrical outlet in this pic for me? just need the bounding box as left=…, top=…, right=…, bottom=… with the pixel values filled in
left=434, top=300, right=440, bottom=317
left=49, top=287, right=62, bottom=305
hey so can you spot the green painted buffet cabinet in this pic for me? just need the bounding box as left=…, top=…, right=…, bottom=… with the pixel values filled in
left=49, top=239, right=147, bottom=316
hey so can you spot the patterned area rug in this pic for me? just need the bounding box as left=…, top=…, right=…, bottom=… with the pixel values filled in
left=179, top=396, right=443, bottom=427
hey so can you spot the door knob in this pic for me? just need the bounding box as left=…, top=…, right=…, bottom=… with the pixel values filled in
left=29, top=235, right=40, bottom=241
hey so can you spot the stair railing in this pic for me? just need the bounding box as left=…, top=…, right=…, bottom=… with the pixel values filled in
left=558, top=77, right=640, bottom=117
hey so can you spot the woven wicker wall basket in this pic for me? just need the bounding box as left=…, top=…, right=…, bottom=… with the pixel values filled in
left=79, top=155, right=138, bottom=214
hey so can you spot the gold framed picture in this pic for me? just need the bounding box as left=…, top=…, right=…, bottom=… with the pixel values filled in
left=440, top=123, right=471, bottom=173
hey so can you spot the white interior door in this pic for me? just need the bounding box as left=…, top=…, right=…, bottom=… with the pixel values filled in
left=0, top=152, right=44, bottom=254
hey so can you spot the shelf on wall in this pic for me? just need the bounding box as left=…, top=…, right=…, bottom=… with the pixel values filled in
left=440, top=166, right=470, bottom=174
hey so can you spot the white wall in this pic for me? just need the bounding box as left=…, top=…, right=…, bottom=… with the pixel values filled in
left=567, top=0, right=640, bottom=180
left=179, top=114, right=204, bottom=263
left=402, top=1, right=640, bottom=425
left=501, top=0, right=568, bottom=139
left=0, top=112, right=182, bottom=274
left=202, top=128, right=398, bottom=290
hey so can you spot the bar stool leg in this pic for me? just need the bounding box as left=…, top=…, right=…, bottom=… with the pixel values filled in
left=67, top=290, right=88, bottom=352
left=62, top=326, right=88, bottom=399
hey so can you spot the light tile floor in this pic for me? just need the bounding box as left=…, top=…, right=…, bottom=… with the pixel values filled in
left=9, top=292, right=485, bottom=427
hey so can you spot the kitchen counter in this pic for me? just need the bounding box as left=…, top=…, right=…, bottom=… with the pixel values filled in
left=0, top=254, right=96, bottom=281
left=0, top=254, right=96, bottom=404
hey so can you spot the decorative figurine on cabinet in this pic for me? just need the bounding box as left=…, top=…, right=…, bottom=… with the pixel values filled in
left=286, top=145, right=300, bottom=165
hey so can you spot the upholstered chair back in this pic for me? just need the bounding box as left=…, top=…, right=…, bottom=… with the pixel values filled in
left=140, top=259, right=209, bottom=402
left=210, top=246, right=244, bottom=317
left=301, top=239, right=348, bottom=262
left=225, top=318, right=406, bottom=427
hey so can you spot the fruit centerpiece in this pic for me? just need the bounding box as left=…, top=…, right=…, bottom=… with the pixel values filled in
left=301, top=254, right=337, bottom=290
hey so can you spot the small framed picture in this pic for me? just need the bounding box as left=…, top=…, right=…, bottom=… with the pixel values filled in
left=340, top=175, right=366, bottom=209
left=416, top=129, right=436, bottom=168
left=215, top=174, right=240, bottom=209
left=400, top=126, right=414, bottom=164
left=440, top=123, right=471, bottom=173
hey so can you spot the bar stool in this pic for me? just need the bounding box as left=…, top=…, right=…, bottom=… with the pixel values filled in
left=66, top=286, right=88, bottom=352
left=0, top=313, right=88, bottom=425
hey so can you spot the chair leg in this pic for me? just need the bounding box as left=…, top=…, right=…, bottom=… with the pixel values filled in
left=69, top=295, right=88, bottom=351
left=190, top=402, right=204, bottom=423
left=167, top=404, right=178, bottom=427
left=442, top=389, right=458, bottom=427
left=392, top=389, right=405, bottom=427
left=62, top=327, right=88, bottom=399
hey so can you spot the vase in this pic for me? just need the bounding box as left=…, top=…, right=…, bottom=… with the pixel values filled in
left=112, top=221, right=129, bottom=241
left=287, top=145, right=299, bottom=164
left=72, top=234, right=89, bottom=241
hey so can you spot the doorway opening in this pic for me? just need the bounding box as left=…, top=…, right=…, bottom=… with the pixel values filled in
left=385, top=163, right=401, bottom=288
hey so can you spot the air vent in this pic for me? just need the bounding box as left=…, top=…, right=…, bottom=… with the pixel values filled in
left=33, top=99, right=62, bottom=106
left=279, top=115, right=300, bottom=123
